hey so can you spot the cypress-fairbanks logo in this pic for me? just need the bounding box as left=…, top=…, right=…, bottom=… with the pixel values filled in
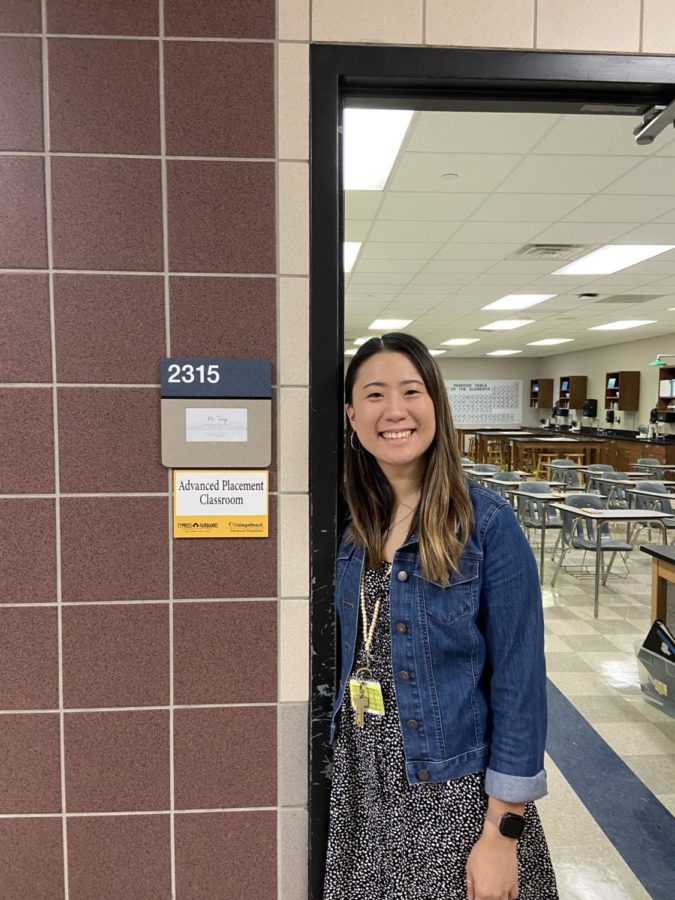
left=177, top=521, right=218, bottom=529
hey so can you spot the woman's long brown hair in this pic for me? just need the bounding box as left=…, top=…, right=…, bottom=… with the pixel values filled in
left=344, top=333, right=473, bottom=585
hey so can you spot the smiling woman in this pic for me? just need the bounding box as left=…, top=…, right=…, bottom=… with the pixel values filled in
left=326, top=333, right=558, bottom=899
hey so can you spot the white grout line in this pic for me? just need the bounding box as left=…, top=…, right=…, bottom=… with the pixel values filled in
left=0, top=806, right=278, bottom=819
left=0, top=382, right=305, bottom=390
left=1, top=150, right=275, bottom=161
left=0, top=32, right=274, bottom=43
left=0, top=702, right=278, bottom=715
left=0, top=490, right=294, bottom=499
left=533, top=0, right=539, bottom=50
left=157, top=6, right=176, bottom=897
left=39, top=3, right=68, bottom=895
left=0, top=596, right=288, bottom=607
left=0, top=267, right=277, bottom=277
left=274, top=12, right=283, bottom=898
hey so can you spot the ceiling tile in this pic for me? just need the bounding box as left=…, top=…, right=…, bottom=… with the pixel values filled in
left=368, top=220, right=459, bottom=242
left=354, top=258, right=425, bottom=274
left=614, top=223, right=675, bottom=244
left=605, top=157, right=675, bottom=195
left=435, top=242, right=523, bottom=260
left=532, top=114, right=659, bottom=157
left=344, top=190, right=382, bottom=219
left=485, top=259, right=563, bottom=275
left=378, top=192, right=487, bottom=221
left=497, top=155, right=638, bottom=194
left=449, top=221, right=548, bottom=243
left=360, top=242, right=441, bottom=259
left=564, top=194, right=675, bottom=222
left=420, top=259, right=494, bottom=275
left=474, top=193, right=589, bottom=221
left=532, top=222, right=635, bottom=243
left=407, top=110, right=560, bottom=154
left=344, top=220, right=371, bottom=241
left=349, top=272, right=411, bottom=285
left=390, top=152, right=522, bottom=193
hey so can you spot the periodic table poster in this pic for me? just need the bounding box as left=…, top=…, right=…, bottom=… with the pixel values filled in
left=445, top=380, right=523, bottom=426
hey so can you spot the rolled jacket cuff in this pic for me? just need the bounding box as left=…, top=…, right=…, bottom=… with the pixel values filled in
left=485, top=766, right=548, bottom=803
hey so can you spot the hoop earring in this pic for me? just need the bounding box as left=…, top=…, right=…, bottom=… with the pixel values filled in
left=350, top=431, right=362, bottom=452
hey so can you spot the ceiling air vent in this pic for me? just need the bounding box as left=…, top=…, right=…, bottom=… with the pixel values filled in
left=508, top=243, right=592, bottom=262
left=593, top=294, right=662, bottom=304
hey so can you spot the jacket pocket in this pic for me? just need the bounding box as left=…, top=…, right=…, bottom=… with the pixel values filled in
left=416, top=557, right=479, bottom=625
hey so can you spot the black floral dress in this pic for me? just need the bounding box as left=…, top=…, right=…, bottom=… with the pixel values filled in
left=324, top=562, right=558, bottom=900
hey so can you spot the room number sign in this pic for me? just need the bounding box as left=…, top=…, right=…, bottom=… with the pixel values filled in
left=166, top=362, right=221, bottom=384
left=160, top=358, right=271, bottom=400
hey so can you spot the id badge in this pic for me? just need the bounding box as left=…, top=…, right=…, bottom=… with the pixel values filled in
left=349, top=678, right=385, bottom=716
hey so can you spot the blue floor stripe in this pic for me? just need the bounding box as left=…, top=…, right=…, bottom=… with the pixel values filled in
left=546, top=680, right=675, bottom=900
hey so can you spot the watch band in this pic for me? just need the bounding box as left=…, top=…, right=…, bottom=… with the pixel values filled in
left=484, top=808, right=526, bottom=839
left=484, top=808, right=503, bottom=830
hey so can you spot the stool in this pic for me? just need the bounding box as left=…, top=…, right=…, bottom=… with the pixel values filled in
left=467, top=437, right=477, bottom=461
left=521, top=448, right=538, bottom=474
left=535, top=452, right=556, bottom=480
left=485, top=439, right=505, bottom=468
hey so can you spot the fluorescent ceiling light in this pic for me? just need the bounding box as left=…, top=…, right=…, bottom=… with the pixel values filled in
left=344, top=242, right=362, bottom=273
left=368, top=318, right=412, bottom=330
left=482, top=294, right=555, bottom=311
left=588, top=319, right=657, bottom=331
left=428, top=349, right=446, bottom=356
left=344, top=349, right=358, bottom=356
left=353, top=337, right=370, bottom=346
left=479, top=319, right=535, bottom=331
left=486, top=350, right=522, bottom=356
left=553, top=245, right=675, bottom=275
left=527, top=338, right=575, bottom=346
left=343, top=108, right=414, bottom=190
left=441, top=338, right=480, bottom=346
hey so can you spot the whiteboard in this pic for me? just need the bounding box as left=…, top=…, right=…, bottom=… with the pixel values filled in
left=445, top=380, right=523, bottom=426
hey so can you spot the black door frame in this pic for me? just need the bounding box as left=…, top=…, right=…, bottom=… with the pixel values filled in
left=309, top=42, right=675, bottom=899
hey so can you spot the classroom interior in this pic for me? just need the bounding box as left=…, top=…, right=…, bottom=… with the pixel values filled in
left=342, top=107, right=675, bottom=899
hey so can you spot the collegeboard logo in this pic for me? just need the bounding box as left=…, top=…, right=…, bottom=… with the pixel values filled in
left=177, top=521, right=219, bottom=530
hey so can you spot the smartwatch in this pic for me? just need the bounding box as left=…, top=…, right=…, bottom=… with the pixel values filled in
left=485, top=809, right=526, bottom=840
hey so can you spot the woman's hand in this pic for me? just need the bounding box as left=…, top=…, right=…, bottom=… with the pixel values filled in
left=465, top=829, right=519, bottom=900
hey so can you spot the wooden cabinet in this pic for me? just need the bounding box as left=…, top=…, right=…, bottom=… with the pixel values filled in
left=558, top=375, right=587, bottom=410
left=599, top=439, right=666, bottom=471
left=605, top=371, right=640, bottom=411
left=529, top=378, right=553, bottom=409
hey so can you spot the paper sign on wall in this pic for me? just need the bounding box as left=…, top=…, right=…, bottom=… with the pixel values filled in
left=173, top=470, right=268, bottom=538
left=185, top=408, right=248, bottom=442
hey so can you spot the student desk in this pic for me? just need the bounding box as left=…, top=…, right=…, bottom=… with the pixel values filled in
left=550, top=505, right=672, bottom=617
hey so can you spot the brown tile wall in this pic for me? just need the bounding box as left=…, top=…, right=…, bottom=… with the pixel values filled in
left=0, top=2, right=281, bottom=898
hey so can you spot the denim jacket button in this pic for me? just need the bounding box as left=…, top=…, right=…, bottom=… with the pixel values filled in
left=397, top=570, right=408, bottom=582
left=399, top=670, right=410, bottom=681
left=418, top=769, right=429, bottom=781
left=407, top=719, right=418, bottom=729
left=396, top=622, right=407, bottom=634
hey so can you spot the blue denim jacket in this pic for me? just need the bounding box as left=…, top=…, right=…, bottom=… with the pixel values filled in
left=332, top=482, right=548, bottom=803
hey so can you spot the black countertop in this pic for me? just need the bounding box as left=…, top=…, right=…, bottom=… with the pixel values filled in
left=640, top=544, right=675, bottom=564
left=470, top=427, right=675, bottom=446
